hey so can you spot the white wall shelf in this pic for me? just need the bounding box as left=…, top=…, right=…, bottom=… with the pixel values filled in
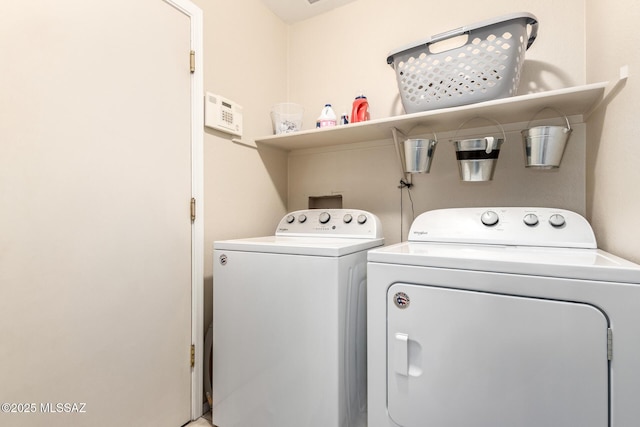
left=255, top=82, right=608, bottom=152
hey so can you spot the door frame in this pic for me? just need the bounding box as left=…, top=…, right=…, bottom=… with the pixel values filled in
left=162, top=0, right=204, bottom=420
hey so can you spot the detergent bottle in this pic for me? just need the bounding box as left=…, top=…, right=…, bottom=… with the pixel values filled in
left=351, top=94, right=370, bottom=123
left=318, top=104, right=337, bottom=128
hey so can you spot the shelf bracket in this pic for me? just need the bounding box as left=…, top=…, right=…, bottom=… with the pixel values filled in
left=391, top=127, right=411, bottom=187
left=584, top=65, right=629, bottom=121
left=232, top=138, right=257, bottom=149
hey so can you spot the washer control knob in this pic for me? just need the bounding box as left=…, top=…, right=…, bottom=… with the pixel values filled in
left=298, top=214, right=307, bottom=223
left=357, top=214, right=368, bottom=225
left=319, top=212, right=331, bottom=224
left=480, top=210, right=499, bottom=226
left=286, top=215, right=295, bottom=224
left=343, top=214, right=353, bottom=224
left=549, top=214, right=566, bottom=228
left=523, top=213, right=539, bottom=226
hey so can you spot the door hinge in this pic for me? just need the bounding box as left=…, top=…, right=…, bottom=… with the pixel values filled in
left=190, top=50, right=195, bottom=73
left=607, top=328, right=613, bottom=361
left=191, top=344, right=195, bottom=368
left=190, top=198, right=196, bottom=222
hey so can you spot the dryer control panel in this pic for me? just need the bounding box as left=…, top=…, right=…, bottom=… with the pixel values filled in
left=276, top=209, right=383, bottom=239
left=408, top=207, right=596, bottom=248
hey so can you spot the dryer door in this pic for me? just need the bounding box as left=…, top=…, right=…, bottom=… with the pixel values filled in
left=387, top=284, right=609, bottom=427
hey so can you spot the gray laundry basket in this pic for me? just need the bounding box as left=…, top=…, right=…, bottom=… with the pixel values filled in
left=387, top=12, right=538, bottom=113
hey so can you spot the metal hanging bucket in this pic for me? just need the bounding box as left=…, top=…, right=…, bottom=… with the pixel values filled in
left=403, top=132, right=438, bottom=174
left=521, top=107, right=572, bottom=169
left=452, top=117, right=506, bottom=181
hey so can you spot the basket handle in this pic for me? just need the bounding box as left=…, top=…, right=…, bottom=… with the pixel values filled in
left=525, top=16, right=539, bottom=50
left=429, top=16, right=539, bottom=50
left=430, top=27, right=468, bottom=45
left=525, top=107, right=571, bottom=131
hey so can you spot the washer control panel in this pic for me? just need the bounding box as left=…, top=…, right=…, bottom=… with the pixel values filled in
left=276, top=209, right=382, bottom=238
left=409, top=207, right=596, bottom=248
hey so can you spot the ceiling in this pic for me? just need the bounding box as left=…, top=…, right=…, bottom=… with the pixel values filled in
left=260, top=0, right=357, bottom=24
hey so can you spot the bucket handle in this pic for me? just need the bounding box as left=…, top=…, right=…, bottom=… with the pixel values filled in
left=525, top=107, right=571, bottom=131
left=403, top=124, right=438, bottom=145
left=405, top=124, right=438, bottom=144
left=452, top=116, right=506, bottom=154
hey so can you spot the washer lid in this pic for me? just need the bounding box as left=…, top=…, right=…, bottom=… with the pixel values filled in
left=215, top=235, right=384, bottom=257
left=368, top=241, right=640, bottom=284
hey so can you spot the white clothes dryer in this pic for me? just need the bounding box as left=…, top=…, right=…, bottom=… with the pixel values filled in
left=367, top=207, right=640, bottom=427
left=213, top=209, right=384, bottom=427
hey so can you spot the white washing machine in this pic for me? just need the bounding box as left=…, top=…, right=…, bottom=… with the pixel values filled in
left=213, top=209, right=384, bottom=427
left=367, top=207, right=640, bottom=427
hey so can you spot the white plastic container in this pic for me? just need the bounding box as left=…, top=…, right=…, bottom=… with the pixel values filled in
left=318, top=104, right=337, bottom=128
left=271, top=102, right=304, bottom=135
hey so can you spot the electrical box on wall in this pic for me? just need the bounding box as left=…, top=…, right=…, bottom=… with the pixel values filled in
left=204, top=92, right=243, bottom=137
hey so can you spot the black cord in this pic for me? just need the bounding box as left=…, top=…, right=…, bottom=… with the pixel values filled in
left=398, top=179, right=412, bottom=189
left=398, top=179, right=415, bottom=241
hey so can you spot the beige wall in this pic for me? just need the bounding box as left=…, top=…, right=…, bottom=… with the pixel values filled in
left=585, top=1, right=640, bottom=263
left=286, top=0, right=589, bottom=244
left=288, top=0, right=586, bottom=128
left=288, top=125, right=587, bottom=244
left=192, top=0, right=290, bottom=330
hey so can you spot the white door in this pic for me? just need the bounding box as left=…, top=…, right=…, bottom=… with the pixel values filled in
left=0, top=1, right=193, bottom=426
left=387, top=284, right=609, bottom=427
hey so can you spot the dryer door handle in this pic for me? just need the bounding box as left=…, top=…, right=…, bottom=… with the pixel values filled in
left=394, top=333, right=409, bottom=376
